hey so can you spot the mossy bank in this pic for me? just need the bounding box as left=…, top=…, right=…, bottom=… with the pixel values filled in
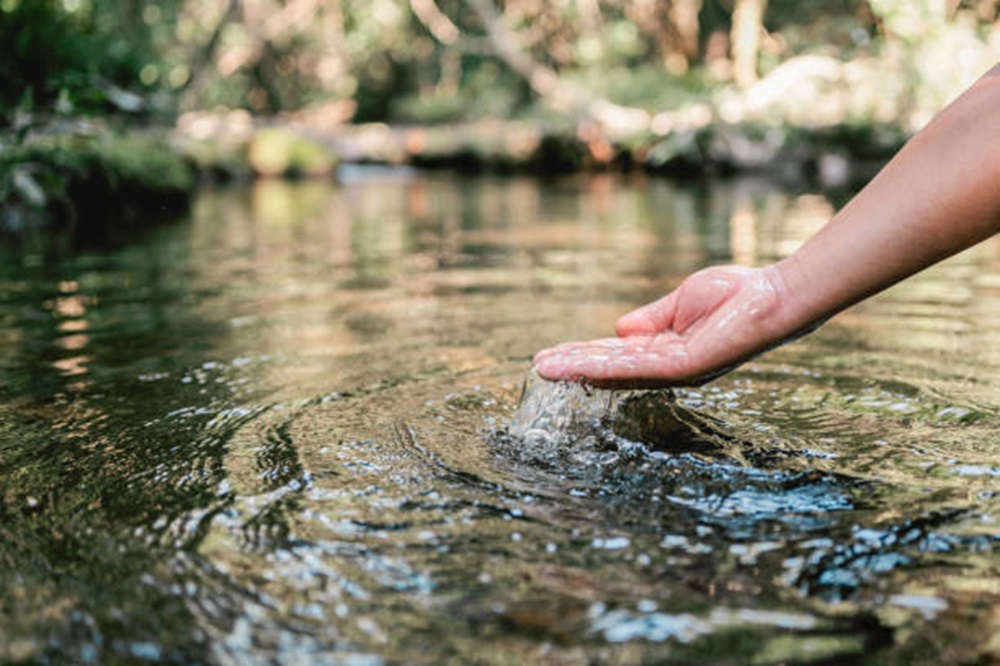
left=1, top=130, right=196, bottom=245
left=1, top=114, right=904, bottom=247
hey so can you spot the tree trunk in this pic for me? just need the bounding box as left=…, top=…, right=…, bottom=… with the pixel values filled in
left=668, top=0, right=703, bottom=63
left=731, top=0, right=766, bottom=89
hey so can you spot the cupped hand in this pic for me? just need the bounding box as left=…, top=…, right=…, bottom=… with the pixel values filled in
left=533, top=265, right=795, bottom=388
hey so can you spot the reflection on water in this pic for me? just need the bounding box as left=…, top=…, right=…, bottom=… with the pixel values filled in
left=0, top=171, right=997, bottom=664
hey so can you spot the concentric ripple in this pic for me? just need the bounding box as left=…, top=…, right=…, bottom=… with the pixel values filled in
left=0, top=174, right=996, bottom=664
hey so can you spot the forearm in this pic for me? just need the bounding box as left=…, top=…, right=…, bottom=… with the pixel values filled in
left=534, top=65, right=1000, bottom=387
left=776, top=64, right=1000, bottom=330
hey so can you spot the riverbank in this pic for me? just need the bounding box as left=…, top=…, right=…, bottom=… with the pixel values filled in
left=5, top=53, right=922, bottom=246
left=1, top=116, right=899, bottom=246
left=176, top=109, right=904, bottom=187
left=175, top=53, right=924, bottom=187
left=0, top=124, right=195, bottom=244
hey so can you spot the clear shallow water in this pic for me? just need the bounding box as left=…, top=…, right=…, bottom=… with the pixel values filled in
left=0, top=172, right=997, bottom=664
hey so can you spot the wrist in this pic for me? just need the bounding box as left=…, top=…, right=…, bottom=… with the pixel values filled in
left=763, top=259, right=819, bottom=340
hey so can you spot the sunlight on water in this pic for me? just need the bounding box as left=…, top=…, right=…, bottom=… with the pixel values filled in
left=0, top=172, right=996, bottom=663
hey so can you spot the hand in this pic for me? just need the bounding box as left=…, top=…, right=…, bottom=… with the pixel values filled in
left=533, top=265, right=796, bottom=388
left=538, top=65, right=1000, bottom=389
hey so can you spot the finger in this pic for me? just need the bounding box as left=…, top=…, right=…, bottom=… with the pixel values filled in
left=533, top=337, right=631, bottom=365
left=533, top=336, right=691, bottom=384
left=615, top=291, right=679, bottom=337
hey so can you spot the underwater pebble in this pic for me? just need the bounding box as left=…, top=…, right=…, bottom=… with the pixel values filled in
left=592, top=536, right=630, bottom=550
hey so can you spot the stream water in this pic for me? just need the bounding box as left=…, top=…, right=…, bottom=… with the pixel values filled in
left=1, top=171, right=997, bottom=664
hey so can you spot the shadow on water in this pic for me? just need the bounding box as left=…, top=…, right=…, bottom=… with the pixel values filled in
left=0, top=228, right=230, bottom=661
left=0, top=172, right=997, bottom=663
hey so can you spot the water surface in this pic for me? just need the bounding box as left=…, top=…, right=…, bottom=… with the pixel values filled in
left=1, top=171, right=997, bottom=664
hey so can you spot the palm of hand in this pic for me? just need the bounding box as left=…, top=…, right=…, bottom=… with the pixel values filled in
left=533, top=265, right=784, bottom=387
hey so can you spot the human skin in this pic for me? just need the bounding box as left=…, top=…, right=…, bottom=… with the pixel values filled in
left=534, top=63, right=1000, bottom=388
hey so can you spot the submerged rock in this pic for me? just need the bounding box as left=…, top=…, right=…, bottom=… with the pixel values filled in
left=612, top=391, right=729, bottom=454
left=501, top=370, right=727, bottom=468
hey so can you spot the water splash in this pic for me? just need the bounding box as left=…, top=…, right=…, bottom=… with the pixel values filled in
left=499, top=369, right=727, bottom=470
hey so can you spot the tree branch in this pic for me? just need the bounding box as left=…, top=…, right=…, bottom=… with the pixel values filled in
left=178, top=0, right=240, bottom=94
left=463, top=0, right=650, bottom=136
left=411, top=0, right=461, bottom=45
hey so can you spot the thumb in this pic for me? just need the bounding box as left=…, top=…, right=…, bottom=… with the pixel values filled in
left=671, top=266, right=755, bottom=334
left=615, top=291, right=678, bottom=337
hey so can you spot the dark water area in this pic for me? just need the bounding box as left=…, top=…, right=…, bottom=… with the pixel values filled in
left=0, top=171, right=997, bottom=664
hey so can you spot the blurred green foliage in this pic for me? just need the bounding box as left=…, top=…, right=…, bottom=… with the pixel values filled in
left=0, top=1, right=81, bottom=109
left=0, top=0, right=996, bottom=127
left=0, top=0, right=183, bottom=120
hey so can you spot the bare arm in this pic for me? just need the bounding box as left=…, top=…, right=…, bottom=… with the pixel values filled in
left=534, top=64, right=1000, bottom=387
left=778, top=62, right=1000, bottom=331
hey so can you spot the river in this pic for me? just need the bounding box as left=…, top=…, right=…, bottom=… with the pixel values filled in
left=1, top=170, right=997, bottom=664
